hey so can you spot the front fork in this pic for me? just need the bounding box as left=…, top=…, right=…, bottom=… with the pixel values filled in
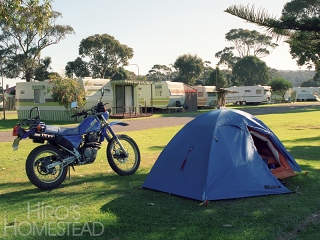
left=101, top=116, right=128, bottom=158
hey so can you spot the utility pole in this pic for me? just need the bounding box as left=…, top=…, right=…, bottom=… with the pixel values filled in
left=1, top=63, right=6, bottom=120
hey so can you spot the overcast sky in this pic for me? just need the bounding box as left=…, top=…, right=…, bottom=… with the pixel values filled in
left=2, top=0, right=312, bottom=87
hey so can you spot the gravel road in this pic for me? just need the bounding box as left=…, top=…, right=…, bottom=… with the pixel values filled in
left=1, top=102, right=319, bottom=143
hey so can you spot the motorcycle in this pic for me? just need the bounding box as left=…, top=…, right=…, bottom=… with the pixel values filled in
left=12, top=88, right=140, bottom=190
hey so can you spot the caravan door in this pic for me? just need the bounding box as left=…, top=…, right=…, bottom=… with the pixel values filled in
left=115, top=85, right=133, bottom=113
left=125, top=85, right=133, bottom=113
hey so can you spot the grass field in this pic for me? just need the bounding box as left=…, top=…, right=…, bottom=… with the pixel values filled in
left=0, top=107, right=320, bottom=239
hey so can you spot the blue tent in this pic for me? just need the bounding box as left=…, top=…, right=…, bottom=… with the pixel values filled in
left=143, top=109, right=301, bottom=201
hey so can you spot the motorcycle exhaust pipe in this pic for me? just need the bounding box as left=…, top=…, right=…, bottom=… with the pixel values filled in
left=30, top=133, right=55, bottom=143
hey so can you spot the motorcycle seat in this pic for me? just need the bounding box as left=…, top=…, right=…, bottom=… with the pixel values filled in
left=45, top=125, right=80, bottom=135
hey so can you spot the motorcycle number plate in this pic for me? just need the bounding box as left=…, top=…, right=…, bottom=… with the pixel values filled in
left=12, top=137, right=21, bottom=151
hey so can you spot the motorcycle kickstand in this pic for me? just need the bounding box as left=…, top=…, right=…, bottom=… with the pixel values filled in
left=68, top=165, right=76, bottom=180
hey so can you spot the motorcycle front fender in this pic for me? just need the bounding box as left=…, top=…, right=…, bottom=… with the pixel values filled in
left=109, top=122, right=129, bottom=127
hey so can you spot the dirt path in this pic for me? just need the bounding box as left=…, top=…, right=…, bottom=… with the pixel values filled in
left=1, top=102, right=319, bottom=143
left=0, top=116, right=195, bottom=143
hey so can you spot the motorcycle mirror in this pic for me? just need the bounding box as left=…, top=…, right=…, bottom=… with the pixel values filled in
left=101, top=88, right=104, bottom=96
left=70, top=102, right=77, bottom=109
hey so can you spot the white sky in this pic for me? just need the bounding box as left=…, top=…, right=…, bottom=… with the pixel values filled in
left=2, top=0, right=312, bottom=87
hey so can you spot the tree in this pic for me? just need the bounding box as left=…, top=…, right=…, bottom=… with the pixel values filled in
left=147, top=64, right=173, bottom=81
left=215, top=29, right=278, bottom=69
left=215, top=47, right=240, bottom=69
left=65, top=57, right=90, bottom=78
left=105, top=67, right=129, bottom=80
left=300, top=79, right=320, bottom=87
left=0, top=0, right=52, bottom=33
left=268, top=77, right=293, bottom=101
left=34, top=57, right=52, bottom=81
left=225, top=29, right=278, bottom=58
left=206, top=67, right=227, bottom=89
left=79, top=34, right=134, bottom=79
left=225, top=1, right=320, bottom=71
left=48, top=75, right=85, bottom=110
left=232, top=56, right=270, bottom=86
left=173, top=54, right=204, bottom=85
left=0, top=6, right=75, bottom=81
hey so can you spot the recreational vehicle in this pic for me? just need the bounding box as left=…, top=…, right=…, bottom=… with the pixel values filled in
left=293, top=87, right=320, bottom=101
left=79, top=77, right=113, bottom=109
left=192, top=85, right=218, bottom=108
left=223, top=85, right=272, bottom=105
left=139, top=81, right=186, bottom=109
left=15, top=78, right=113, bottom=120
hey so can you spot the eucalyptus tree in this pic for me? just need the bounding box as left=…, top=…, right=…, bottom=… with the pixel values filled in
left=65, top=57, right=90, bottom=78
left=0, top=0, right=52, bottom=32
left=215, top=28, right=278, bottom=69
left=79, top=34, right=134, bottom=79
left=147, top=64, right=172, bottom=81
left=268, top=77, right=293, bottom=101
left=173, top=54, right=204, bottom=85
left=232, top=56, right=270, bottom=86
left=0, top=2, right=74, bottom=81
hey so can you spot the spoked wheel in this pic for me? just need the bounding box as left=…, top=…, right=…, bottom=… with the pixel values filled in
left=26, top=145, right=67, bottom=190
left=107, top=134, right=140, bottom=176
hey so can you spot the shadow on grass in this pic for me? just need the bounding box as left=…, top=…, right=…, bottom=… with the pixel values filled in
left=288, top=145, right=320, bottom=161
left=0, top=171, right=148, bottom=203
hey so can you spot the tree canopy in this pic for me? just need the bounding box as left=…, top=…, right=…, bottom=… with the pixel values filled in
left=173, top=54, right=204, bottom=85
left=268, top=77, right=293, bottom=101
left=0, top=0, right=52, bottom=33
left=0, top=2, right=74, bottom=81
left=225, top=0, right=320, bottom=71
left=79, top=34, right=134, bottom=79
left=65, top=57, right=90, bottom=78
left=215, top=28, right=278, bottom=69
left=48, top=76, right=85, bottom=110
left=207, top=67, right=228, bottom=89
left=232, top=56, right=270, bottom=86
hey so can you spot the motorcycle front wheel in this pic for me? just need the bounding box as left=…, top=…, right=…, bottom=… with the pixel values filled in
left=26, top=145, right=67, bottom=190
left=107, top=134, right=140, bottom=176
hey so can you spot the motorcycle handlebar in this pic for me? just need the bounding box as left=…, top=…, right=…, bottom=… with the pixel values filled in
left=71, top=110, right=87, bottom=118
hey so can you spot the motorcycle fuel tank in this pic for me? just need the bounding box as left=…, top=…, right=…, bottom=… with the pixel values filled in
left=78, top=116, right=101, bottom=135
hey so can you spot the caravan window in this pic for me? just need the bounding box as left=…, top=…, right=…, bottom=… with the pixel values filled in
left=245, top=90, right=251, bottom=93
left=155, top=90, right=162, bottom=97
left=198, top=92, right=204, bottom=97
left=256, top=90, right=262, bottom=94
left=155, top=84, right=162, bottom=97
left=208, top=92, right=216, bottom=97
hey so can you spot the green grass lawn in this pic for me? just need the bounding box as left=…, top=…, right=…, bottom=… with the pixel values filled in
left=0, top=108, right=320, bottom=239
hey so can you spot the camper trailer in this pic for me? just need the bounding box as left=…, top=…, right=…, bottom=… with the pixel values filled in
left=224, top=85, right=272, bottom=105
left=79, top=77, right=113, bottom=109
left=293, top=87, right=320, bottom=101
left=192, top=85, right=218, bottom=108
left=15, top=78, right=113, bottom=120
left=139, top=81, right=186, bottom=109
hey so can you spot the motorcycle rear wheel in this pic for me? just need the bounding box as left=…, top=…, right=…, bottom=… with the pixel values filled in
left=26, top=145, right=67, bottom=190
left=107, top=134, right=140, bottom=176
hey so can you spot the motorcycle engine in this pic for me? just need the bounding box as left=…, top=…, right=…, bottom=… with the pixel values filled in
left=79, top=131, right=101, bottom=164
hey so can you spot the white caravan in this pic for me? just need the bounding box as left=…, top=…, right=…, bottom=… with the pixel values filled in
left=293, top=87, right=320, bottom=101
left=15, top=78, right=113, bottom=111
left=192, top=85, right=218, bottom=108
left=223, top=85, right=272, bottom=105
left=139, top=81, right=186, bottom=109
